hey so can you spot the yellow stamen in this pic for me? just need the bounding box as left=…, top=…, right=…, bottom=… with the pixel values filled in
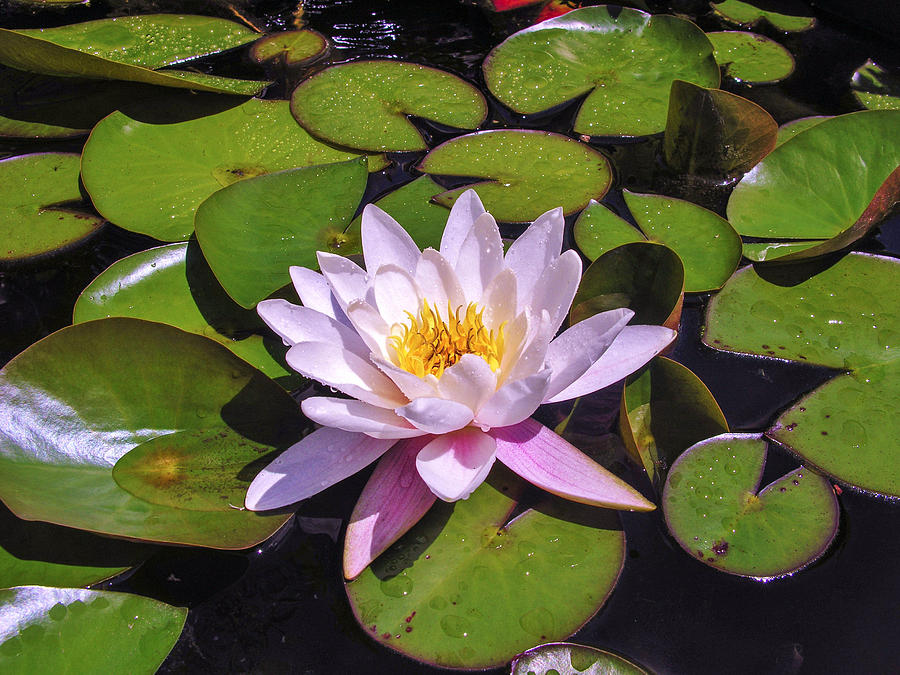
left=389, top=300, right=506, bottom=378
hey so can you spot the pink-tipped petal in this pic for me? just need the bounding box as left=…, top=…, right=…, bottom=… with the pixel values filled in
left=474, top=370, right=550, bottom=428
left=440, top=189, right=486, bottom=267
left=397, top=397, right=474, bottom=434
left=544, top=324, right=677, bottom=403
left=289, top=266, right=348, bottom=325
left=316, top=251, right=368, bottom=310
left=257, top=299, right=369, bottom=352
left=491, top=418, right=655, bottom=510
left=301, top=397, right=425, bottom=439
left=245, top=428, right=395, bottom=511
left=454, top=212, right=504, bottom=302
left=505, top=206, right=564, bottom=307
left=343, top=437, right=436, bottom=579
left=361, top=204, right=421, bottom=276
left=416, top=428, right=497, bottom=501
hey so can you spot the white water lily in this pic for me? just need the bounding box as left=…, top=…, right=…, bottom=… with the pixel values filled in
left=246, top=189, right=676, bottom=578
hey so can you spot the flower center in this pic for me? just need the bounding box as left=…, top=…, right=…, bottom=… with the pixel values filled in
left=389, top=300, right=505, bottom=378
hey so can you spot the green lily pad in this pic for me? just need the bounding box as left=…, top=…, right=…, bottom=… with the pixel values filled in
left=0, top=318, right=300, bottom=547
left=851, top=60, right=900, bottom=111
left=346, top=468, right=625, bottom=669
left=81, top=98, right=379, bottom=241
left=663, top=80, right=777, bottom=176
left=72, top=242, right=297, bottom=385
left=705, top=253, right=900, bottom=496
left=741, top=240, right=821, bottom=262
left=711, top=0, right=815, bottom=32
left=419, top=129, right=612, bottom=222
left=571, top=242, right=684, bottom=330
left=0, top=153, right=104, bottom=263
left=621, top=357, right=729, bottom=491
left=727, top=110, right=900, bottom=239
left=773, top=115, right=830, bottom=147
left=0, top=586, right=186, bottom=673
left=250, top=29, right=329, bottom=66
left=511, top=642, right=648, bottom=675
left=291, top=60, right=487, bottom=152
left=0, top=16, right=268, bottom=96
left=572, top=200, right=644, bottom=262
left=482, top=6, right=719, bottom=137
left=707, top=31, right=795, bottom=83
left=663, top=433, right=838, bottom=577
left=194, top=159, right=368, bottom=309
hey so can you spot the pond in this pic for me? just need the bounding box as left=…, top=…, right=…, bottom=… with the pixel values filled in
left=0, top=0, right=898, bottom=673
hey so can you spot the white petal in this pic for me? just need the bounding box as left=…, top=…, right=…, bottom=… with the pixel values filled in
left=505, top=206, right=564, bottom=309
left=396, top=397, right=474, bottom=434
left=301, top=397, right=425, bottom=439
left=245, top=428, right=395, bottom=510
left=317, top=251, right=368, bottom=310
left=455, top=212, right=504, bottom=303
left=345, top=300, right=391, bottom=360
left=286, top=341, right=406, bottom=408
left=528, top=249, right=582, bottom=336
left=543, top=308, right=634, bottom=402
left=414, top=248, right=465, bottom=310
left=480, top=268, right=518, bottom=330
left=257, top=300, right=369, bottom=352
left=474, top=369, right=551, bottom=428
left=502, top=308, right=554, bottom=383
left=545, top=324, right=677, bottom=403
left=361, top=204, right=421, bottom=275
left=371, top=355, right=440, bottom=400
left=491, top=418, right=654, bottom=510
left=289, top=266, right=348, bottom=325
left=415, top=428, right=497, bottom=501
left=440, top=189, right=486, bottom=268
left=437, top=353, right=498, bottom=413
left=371, top=264, right=422, bottom=327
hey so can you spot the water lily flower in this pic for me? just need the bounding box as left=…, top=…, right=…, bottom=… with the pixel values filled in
left=246, top=190, right=676, bottom=578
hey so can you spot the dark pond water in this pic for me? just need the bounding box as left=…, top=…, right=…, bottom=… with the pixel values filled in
left=1, top=1, right=898, bottom=673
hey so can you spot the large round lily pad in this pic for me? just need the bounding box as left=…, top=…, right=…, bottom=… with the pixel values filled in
left=0, top=586, right=186, bottom=673
left=73, top=242, right=296, bottom=384
left=194, top=158, right=368, bottom=309
left=707, top=31, right=795, bottom=84
left=0, top=153, right=104, bottom=263
left=418, top=129, right=612, bottom=222
left=346, top=469, right=625, bottom=669
left=291, top=60, right=487, bottom=151
left=663, top=434, right=838, bottom=577
left=0, top=318, right=301, bottom=547
left=511, top=642, right=648, bottom=675
left=483, top=6, right=719, bottom=136
left=81, top=98, right=379, bottom=241
left=705, top=253, right=900, bottom=497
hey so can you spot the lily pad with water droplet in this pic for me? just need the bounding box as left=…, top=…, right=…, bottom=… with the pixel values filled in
left=250, top=29, right=329, bottom=66
left=663, top=433, right=838, bottom=577
left=291, top=60, right=487, bottom=152
left=572, top=200, right=644, bottom=262
left=194, top=158, right=368, bottom=309
left=851, top=60, right=900, bottom=111
left=81, top=98, right=379, bottom=242
left=0, top=586, right=186, bottom=673
left=345, top=467, right=625, bottom=669
left=711, top=0, right=815, bottom=32
left=73, top=242, right=298, bottom=386
left=707, top=31, right=795, bottom=83
left=0, top=153, right=105, bottom=263
left=705, top=253, right=900, bottom=497
left=621, top=357, right=729, bottom=492
left=483, top=6, right=719, bottom=137
left=0, top=318, right=300, bottom=547
left=511, top=642, right=649, bottom=675
left=419, top=129, right=612, bottom=222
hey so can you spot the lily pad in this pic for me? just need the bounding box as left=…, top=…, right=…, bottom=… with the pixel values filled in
left=511, top=642, right=648, bottom=675
left=291, top=60, right=487, bottom=152
left=663, top=433, right=838, bottom=577
left=419, top=129, right=612, bottom=222
left=483, top=6, right=719, bottom=137
left=707, top=31, right=795, bottom=83
left=250, top=29, right=329, bottom=66
left=851, top=60, right=900, bottom=111
left=0, top=318, right=300, bottom=547
left=663, top=80, right=777, bottom=176
left=573, top=201, right=643, bottom=262
left=773, top=115, right=830, bottom=147
left=346, top=468, right=625, bottom=669
left=72, top=242, right=297, bottom=384
left=571, top=242, right=684, bottom=330
left=727, top=110, right=900, bottom=240
left=0, top=153, right=104, bottom=263
left=0, top=586, right=186, bottom=673
left=621, top=357, right=729, bottom=491
left=711, top=0, right=815, bottom=32
left=194, top=159, right=368, bottom=309
left=741, top=240, right=821, bottom=262
left=81, top=98, right=379, bottom=241
left=705, top=253, right=900, bottom=497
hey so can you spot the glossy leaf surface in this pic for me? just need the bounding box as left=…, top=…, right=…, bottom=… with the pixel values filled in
left=250, top=29, right=328, bottom=66
left=511, top=642, right=648, bottom=675
left=773, top=115, right=829, bottom=147
left=572, top=200, right=643, bottom=262
left=708, top=31, right=794, bottom=83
